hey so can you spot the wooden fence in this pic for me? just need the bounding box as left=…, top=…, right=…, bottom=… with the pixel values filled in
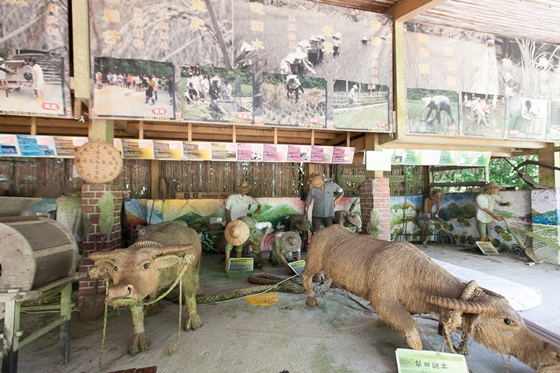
left=0, top=158, right=366, bottom=199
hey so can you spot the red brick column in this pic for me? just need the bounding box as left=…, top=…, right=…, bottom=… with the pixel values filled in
left=78, top=184, right=123, bottom=307
left=359, top=178, right=391, bottom=241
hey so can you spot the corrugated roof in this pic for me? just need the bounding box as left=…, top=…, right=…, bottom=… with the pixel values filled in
left=314, top=0, right=560, bottom=45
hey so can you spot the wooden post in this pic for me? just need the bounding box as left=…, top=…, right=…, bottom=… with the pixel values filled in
left=71, top=0, right=91, bottom=103
left=30, top=117, right=37, bottom=135
left=538, top=143, right=556, bottom=188
left=422, top=166, right=430, bottom=194
left=59, top=282, right=72, bottom=363
left=139, top=120, right=144, bottom=139
left=90, top=119, right=114, bottom=143
left=2, top=298, right=21, bottom=373
left=151, top=160, right=160, bottom=199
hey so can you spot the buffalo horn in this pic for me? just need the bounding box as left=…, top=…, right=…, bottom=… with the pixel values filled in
left=425, top=294, right=493, bottom=314
left=129, top=240, right=164, bottom=250
left=156, top=244, right=194, bottom=256
left=89, top=250, right=120, bottom=260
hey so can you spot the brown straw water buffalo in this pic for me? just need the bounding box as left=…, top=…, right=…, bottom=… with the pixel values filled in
left=88, top=221, right=203, bottom=355
left=302, top=225, right=560, bottom=372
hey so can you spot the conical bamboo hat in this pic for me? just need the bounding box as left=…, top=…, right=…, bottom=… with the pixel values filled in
left=225, top=220, right=250, bottom=246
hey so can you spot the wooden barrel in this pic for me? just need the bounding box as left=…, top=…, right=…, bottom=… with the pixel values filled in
left=0, top=218, right=79, bottom=290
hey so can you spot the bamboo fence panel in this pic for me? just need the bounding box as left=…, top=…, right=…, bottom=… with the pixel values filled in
left=0, top=158, right=355, bottom=199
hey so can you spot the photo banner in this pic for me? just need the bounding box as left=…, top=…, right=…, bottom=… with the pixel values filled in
left=404, top=21, right=560, bottom=143
left=0, top=1, right=71, bottom=118
left=0, top=134, right=355, bottom=164
left=88, top=0, right=393, bottom=132
left=389, top=149, right=491, bottom=167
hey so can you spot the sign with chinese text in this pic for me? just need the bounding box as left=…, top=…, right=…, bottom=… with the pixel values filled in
left=395, top=348, right=469, bottom=373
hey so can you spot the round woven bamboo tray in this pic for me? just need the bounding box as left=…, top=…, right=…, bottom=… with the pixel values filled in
left=75, top=141, right=123, bottom=184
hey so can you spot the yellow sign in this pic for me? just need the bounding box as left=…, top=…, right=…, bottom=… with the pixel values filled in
left=245, top=292, right=279, bottom=307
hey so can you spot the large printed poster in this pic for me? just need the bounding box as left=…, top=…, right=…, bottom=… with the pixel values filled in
left=88, top=0, right=393, bottom=132
left=404, top=21, right=560, bottom=142
left=0, top=1, right=71, bottom=118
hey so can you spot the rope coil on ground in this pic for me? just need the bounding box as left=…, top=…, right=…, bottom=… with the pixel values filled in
left=195, top=272, right=332, bottom=304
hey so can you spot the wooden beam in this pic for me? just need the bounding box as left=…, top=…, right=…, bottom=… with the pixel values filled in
left=71, top=0, right=91, bottom=101
left=379, top=136, right=547, bottom=151
left=138, top=120, right=144, bottom=139
left=30, top=117, right=37, bottom=135
left=385, top=0, right=448, bottom=22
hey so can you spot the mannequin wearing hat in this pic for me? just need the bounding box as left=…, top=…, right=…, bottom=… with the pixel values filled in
left=476, top=181, right=511, bottom=242
left=419, top=189, right=445, bottom=247
left=224, top=216, right=271, bottom=274
left=304, top=173, right=344, bottom=234
left=225, top=181, right=261, bottom=225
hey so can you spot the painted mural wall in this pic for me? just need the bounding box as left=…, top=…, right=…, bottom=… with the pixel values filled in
left=531, top=189, right=560, bottom=264
left=124, top=196, right=359, bottom=253
left=390, top=190, right=534, bottom=256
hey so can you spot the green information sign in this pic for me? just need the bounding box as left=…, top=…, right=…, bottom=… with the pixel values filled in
left=395, top=348, right=469, bottom=373
left=288, top=260, right=306, bottom=276
left=228, top=258, right=254, bottom=272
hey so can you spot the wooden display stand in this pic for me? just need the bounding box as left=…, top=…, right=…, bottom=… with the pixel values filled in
left=0, top=273, right=84, bottom=373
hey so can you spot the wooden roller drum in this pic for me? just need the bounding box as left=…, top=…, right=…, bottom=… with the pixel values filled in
left=0, top=217, right=79, bottom=291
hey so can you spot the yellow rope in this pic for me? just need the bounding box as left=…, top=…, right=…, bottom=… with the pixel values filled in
left=98, top=257, right=189, bottom=366
left=169, top=273, right=182, bottom=355
left=99, top=285, right=109, bottom=371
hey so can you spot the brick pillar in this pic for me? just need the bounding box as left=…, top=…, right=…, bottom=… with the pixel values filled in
left=359, top=178, right=391, bottom=241
left=79, top=184, right=123, bottom=307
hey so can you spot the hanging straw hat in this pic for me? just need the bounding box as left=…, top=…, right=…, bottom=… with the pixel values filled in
left=237, top=181, right=252, bottom=192
left=346, top=213, right=362, bottom=228
left=224, top=220, right=250, bottom=246
left=307, top=173, right=324, bottom=188
left=279, top=231, right=302, bottom=252
left=483, top=181, right=502, bottom=191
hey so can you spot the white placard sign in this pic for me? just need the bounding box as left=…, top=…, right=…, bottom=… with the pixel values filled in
left=365, top=150, right=392, bottom=171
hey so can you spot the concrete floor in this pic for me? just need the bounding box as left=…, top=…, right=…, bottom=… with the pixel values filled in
left=16, top=243, right=560, bottom=373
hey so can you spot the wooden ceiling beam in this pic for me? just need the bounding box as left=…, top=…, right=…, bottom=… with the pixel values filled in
left=385, top=0, right=447, bottom=21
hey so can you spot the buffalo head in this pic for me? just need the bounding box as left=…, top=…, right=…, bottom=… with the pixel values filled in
left=89, top=241, right=195, bottom=304
left=428, top=290, right=560, bottom=372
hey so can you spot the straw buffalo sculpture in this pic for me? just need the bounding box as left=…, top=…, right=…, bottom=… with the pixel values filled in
left=302, top=225, right=560, bottom=373
left=88, top=221, right=203, bottom=355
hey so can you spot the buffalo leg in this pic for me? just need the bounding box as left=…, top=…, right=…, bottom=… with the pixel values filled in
left=184, top=295, right=203, bottom=331
left=373, top=299, right=423, bottom=350
left=129, top=304, right=150, bottom=355
left=183, top=278, right=203, bottom=331
left=302, top=269, right=319, bottom=307
left=225, top=245, right=231, bottom=274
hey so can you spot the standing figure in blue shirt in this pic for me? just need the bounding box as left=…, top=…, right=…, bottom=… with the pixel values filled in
left=304, top=173, right=344, bottom=233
